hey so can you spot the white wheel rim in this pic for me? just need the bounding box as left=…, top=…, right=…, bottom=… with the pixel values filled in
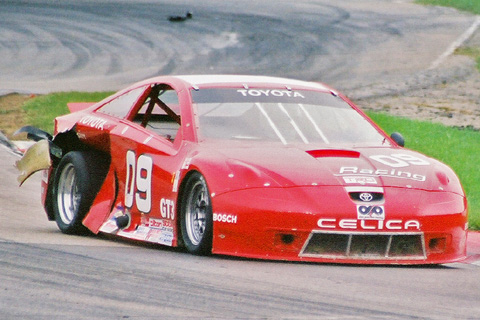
left=185, top=179, right=208, bottom=246
left=57, top=163, right=80, bottom=224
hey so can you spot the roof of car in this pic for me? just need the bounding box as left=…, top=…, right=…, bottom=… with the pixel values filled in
left=173, top=74, right=331, bottom=91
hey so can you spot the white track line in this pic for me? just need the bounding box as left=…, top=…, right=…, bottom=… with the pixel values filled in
left=429, top=16, right=480, bottom=69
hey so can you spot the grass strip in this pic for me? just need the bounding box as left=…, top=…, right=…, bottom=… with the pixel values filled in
left=416, top=0, right=480, bottom=14
left=23, top=92, right=113, bottom=133
left=368, top=112, right=480, bottom=229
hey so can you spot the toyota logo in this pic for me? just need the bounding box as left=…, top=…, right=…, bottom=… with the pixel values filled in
left=359, top=193, right=373, bottom=202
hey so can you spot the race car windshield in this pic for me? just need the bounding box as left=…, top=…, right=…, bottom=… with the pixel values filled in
left=192, top=88, right=387, bottom=146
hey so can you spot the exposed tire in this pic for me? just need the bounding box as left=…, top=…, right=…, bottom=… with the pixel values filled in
left=180, top=172, right=213, bottom=255
left=52, top=151, right=109, bottom=234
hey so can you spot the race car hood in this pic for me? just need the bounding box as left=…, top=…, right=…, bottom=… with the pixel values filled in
left=197, top=143, right=464, bottom=196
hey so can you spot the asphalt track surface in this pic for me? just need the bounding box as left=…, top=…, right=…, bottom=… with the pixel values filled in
left=0, top=0, right=478, bottom=95
left=1, top=0, right=480, bottom=319
left=1, top=148, right=479, bottom=319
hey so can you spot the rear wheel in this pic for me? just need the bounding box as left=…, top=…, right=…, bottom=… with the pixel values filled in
left=180, top=172, right=213, bottom=255
left=52, top=151, right=108, bottom=234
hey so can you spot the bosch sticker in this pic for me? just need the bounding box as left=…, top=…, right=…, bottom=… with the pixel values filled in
left=213, top=213, right=238, bottom=224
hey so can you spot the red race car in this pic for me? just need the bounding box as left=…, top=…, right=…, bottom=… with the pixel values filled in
left=15, top=75, right=468, bottom=264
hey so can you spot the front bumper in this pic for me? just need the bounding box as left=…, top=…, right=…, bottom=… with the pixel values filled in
left=210, top=186, right=467, bottom=264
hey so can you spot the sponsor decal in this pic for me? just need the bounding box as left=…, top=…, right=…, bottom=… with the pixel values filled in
left=338, top=166, right=426, bottom=182
left=145, top=218, right=175, bottom=246
left=101, top=217, right=175, bottom=246
left=160, top=198, right=175, bottom=220
left=79, top=115, right=108, bottom=130
left=134, top=225, right=150, bottom=236
left=357, top=205, right=385, bottom=220
left=147, top=229, right=174, bottom=246
left=339, top=154, right=430, bottom=182
left=343, top=176, right=377, bottom=185
left=317, top=218, right=420, bottom=230
left=148, top=217, right=174, bottom=229
left=236, top=89, right=305, bottom=98
left=213, top=213, right=238, bottom=224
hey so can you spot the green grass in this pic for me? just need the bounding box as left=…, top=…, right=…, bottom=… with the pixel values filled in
left=416, top=0, right=480, bottom=14
left=455, top=46, right=480, bottom=71
left=368, top=112, right=480, bottom=229
left=20, top=92, right=480, bottom=229
left=23, top=92, right=113, bottom=133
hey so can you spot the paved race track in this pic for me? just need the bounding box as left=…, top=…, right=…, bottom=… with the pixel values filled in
left=1, top=147, right=479, bottom=319
left=0, top=0, right=477, bottom=95
left=1, top=0, right=480, bottom=319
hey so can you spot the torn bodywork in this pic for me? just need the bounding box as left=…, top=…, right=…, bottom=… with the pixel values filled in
left=14, top=126, right=64, bottom=185
left=15, top=139, right=51, bottom=185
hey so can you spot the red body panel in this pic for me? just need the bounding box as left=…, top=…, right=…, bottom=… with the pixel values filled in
left=67, top=102, right=96, bottom=113
left=40, top=75, right=468, bottom=264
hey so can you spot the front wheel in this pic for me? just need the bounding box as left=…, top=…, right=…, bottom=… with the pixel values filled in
left=180, top=172, right=213, bottom=255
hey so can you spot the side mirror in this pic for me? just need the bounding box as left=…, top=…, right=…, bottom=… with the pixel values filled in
left=390, top=132, right=405, bottom=147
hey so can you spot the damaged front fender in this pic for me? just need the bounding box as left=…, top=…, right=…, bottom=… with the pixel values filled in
left=14, top=126, right=63, bottom=186
left=14, top=125, right=52, bottom=142
left=15, top=139, right=52, bottom=185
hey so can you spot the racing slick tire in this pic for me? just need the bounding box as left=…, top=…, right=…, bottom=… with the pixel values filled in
left=52, top=151, right=109, bottom=234
left=180, top=172, right=213, bottom=255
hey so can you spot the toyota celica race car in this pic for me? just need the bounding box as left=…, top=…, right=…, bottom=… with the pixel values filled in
left=15, top=75, right=468, bottom=264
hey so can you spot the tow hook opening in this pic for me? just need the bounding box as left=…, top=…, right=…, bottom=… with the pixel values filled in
left=281, top=234, right=295, bottom=245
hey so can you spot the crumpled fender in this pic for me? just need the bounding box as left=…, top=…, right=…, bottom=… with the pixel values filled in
left=15, top=139, right=52, bottom=186
left=82, top=167, right=117, bottom=234
left=13, top=126, right=63, bottom=185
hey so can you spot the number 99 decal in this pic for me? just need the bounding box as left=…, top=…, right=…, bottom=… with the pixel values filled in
left=125, top=150, right=153, bottom=213
left=369, top=153, right=429, bottom=168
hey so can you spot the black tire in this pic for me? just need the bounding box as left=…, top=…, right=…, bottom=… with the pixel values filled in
left=52, top=151, right=109, bottom=234
left=180, top=172, right=213, bottom=255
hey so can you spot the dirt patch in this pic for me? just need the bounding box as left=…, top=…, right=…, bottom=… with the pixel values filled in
left=354, top=65, right=480, bottom=130
left=0, top=94, right=33, bottom=139
left=353, top=31, right=480, bottom=131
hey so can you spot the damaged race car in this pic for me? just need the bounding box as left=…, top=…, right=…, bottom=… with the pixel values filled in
left=15, top=75, right=468, bottom=264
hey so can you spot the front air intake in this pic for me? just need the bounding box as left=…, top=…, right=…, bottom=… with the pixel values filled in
left=300, top=231, right=426, bottom=260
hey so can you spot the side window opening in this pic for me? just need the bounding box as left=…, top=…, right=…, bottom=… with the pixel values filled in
left=133, top=85, right=181, bottom=141
left=96, top=86, right=148, bottom=119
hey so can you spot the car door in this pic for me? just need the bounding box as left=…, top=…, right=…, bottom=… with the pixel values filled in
left=105, top=83, right=186, bottom=246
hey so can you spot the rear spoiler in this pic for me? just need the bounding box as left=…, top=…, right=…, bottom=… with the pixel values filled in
left=67, top=102, right=95, bottom=113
